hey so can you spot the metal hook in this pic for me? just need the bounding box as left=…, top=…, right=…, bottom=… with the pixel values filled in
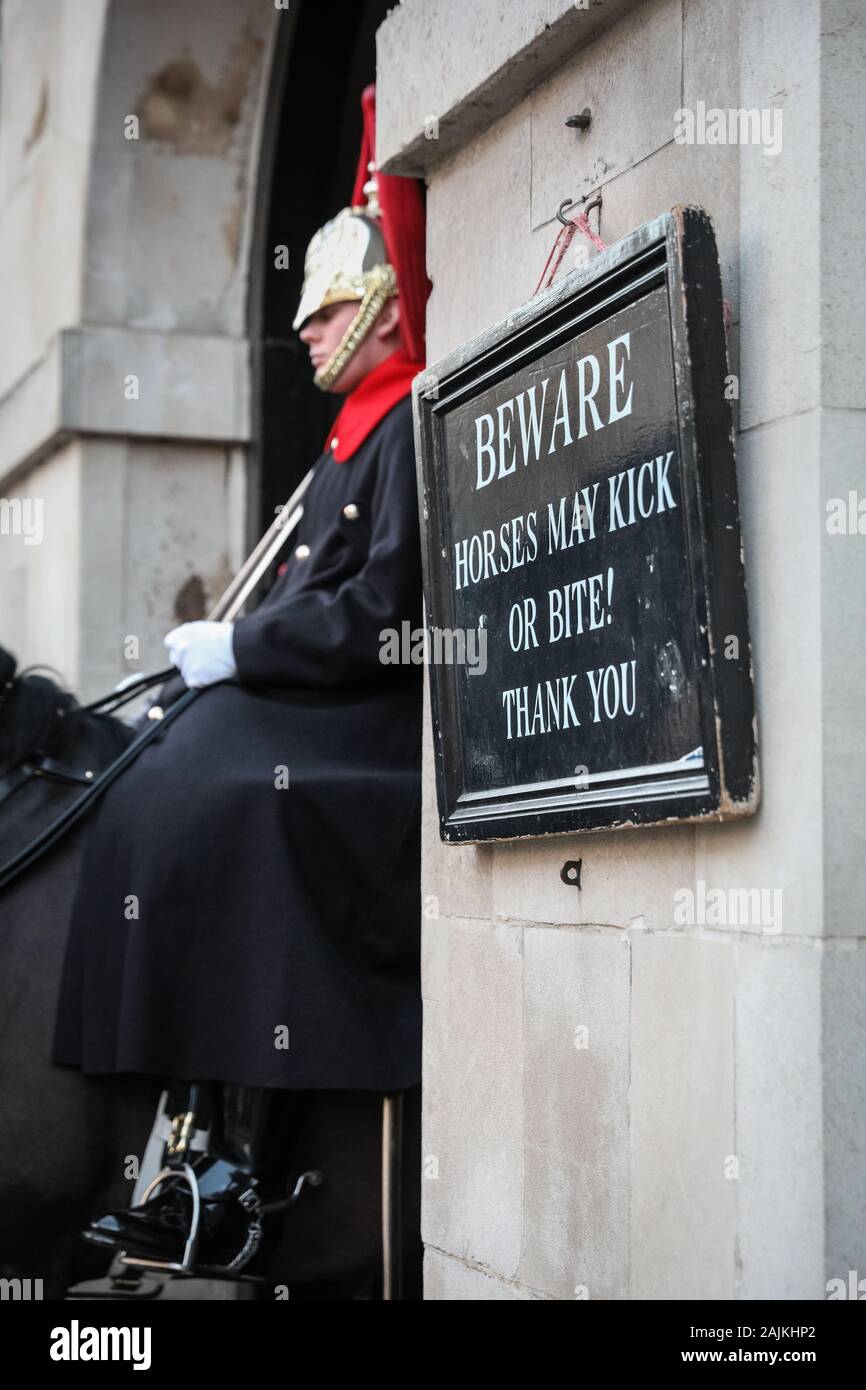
left=560, top=859, right=583, bottom=889
left=556, top=193, right=603, bottom=225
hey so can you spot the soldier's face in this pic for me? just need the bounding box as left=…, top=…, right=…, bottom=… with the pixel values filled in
left=299, top=298, right=401, bottom=394
left=299, top=302, right=358, bottom=380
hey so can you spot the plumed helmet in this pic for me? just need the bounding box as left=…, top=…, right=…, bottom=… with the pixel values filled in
left=293, top=85, right=430, bottom=391
left=293, top=204, right=397, bottom=391
left=293, top=206, right=392, bottom=331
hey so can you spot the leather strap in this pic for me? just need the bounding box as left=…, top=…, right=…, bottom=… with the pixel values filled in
left=80, top=666, right=176, bottom=717
left=0, top=756, right=97, bottom=812
left=0, top=764, right=34, bottom=811
left=0, top=686, right=202, bottom=892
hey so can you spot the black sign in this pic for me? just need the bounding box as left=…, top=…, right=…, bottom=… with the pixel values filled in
left=413, top=207, right=758, bottom=841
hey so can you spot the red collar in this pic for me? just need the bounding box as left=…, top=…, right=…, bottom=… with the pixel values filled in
left=324, top=352, right=423, bottom=462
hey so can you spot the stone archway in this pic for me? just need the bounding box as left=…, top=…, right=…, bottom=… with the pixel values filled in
left=0, top=0, right=282, bottom=695
left=73, top=0, right=283, bottom=695
left=0, top=0, right=391, bottom=697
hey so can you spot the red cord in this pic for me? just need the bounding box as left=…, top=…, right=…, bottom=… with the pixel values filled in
left=534, top=211, right=607, bottom=296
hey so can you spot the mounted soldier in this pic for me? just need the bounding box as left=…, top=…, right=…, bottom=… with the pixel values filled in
left=50, top=86, right=430, bottom=1284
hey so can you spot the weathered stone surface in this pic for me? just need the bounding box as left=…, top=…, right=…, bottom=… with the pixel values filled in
left=421, top=674, right=495, bottom=929
left=521, top=927, right=629, bottom=1298
left=425, top=1247, right=549, bottom=1299
left=63, top=327, right=250, bottom=444
left=735, top=941, right=824, bottom=1299
left=421, top=917, right=524, bottom=1277
left=493, top=825, right=695, bottom=931
left=376, top=0, right=644, bottom=176
left=407, top=0, right=866, bottom=1304
left=0, top=437, right=244, bottom=698
left=528, top=0, right=682, bottom=229
left=0, top=0, right=105, bottom=402
left=695, top=411, right=822, bottom=940
left=630, top=932, right=736, bottom=1300
left=820, top=408, right=866, bottom=937
left=426, top=103, right=535, bottom=357
left=823, top=943, right=866, bottom=1285
left=0, top=325, right=249, bottom=486
left=820, top=1, right=866, bottom=410
left=738, top=0, right=821, bottom=433
left=85, top=0, right=272, bottom=336
left=0, top=440, right=82, bottom=685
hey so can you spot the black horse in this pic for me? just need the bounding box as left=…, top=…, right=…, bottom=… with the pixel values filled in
left=0, top=649, right=158, bottom=1298
left=0, top=648, right=421, bottom=1299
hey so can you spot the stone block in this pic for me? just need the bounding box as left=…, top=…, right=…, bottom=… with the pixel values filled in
left=62, top=327, right=250, bottom=444
left=734, top=939, right=824, bottom=1298
left=493, top=824, right=695, bottom=931
left=695, top=412, right=822, bottom=938
left=823, top=943, right=866, bottom=1286
left=424, top=1247, right=547, bottom=1299
left=529, top=0, right=682, bottom=229
left=420, top=674, right=494, bottom=927
left=819, top=0, right=866, bottom=411
left=630, top=932, right=736, bottom=1299
left=738, top=0, right=821, bottom=432
left=376, top=0, right=643, bottom=176
left=421, top=916, right=524, bottom=1278
left=0, top=441, right=82, bottom=685
left=426, top=103, right=534, bottom=357
left=819, top=409, right=866, bottom=936
left=521, top=926, right=629, bottom=1298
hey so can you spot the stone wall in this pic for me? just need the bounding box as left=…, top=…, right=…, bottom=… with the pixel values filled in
left=378, top=0, right=866, bottom=1299
left=0, top=0, right=279, bottom=697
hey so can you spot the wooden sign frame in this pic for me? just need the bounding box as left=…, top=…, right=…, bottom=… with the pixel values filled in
left=413, top=207, right=758, bottom=843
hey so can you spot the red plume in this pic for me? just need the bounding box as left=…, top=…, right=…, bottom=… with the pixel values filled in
left=351, top=84, right=431, bottom=367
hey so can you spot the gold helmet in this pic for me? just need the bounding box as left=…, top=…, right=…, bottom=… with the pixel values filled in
left=293, top=174, right=397, bottom=392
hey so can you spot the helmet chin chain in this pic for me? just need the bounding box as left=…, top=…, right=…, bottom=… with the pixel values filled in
left=313, top=263, right=398, bottom=392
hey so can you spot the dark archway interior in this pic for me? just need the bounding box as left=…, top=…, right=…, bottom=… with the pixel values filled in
left=249, top=0, right=393, bottom=560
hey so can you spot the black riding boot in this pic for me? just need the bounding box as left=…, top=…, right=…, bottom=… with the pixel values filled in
left=84, top=1081, right=312, bottom=1281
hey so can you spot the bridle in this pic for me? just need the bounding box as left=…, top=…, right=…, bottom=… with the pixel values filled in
left=0, top=664, right=191, bottom=890
left=0, top=757, right=97, bottom=812
left=0, top=659, right=184, bottom=813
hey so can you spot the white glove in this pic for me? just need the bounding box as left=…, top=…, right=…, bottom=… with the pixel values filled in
left=164, top=621, right=238, bottom=689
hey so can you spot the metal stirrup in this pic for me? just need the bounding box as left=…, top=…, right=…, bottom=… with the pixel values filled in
left=120, top=1163, right=201, bottom=1273
left=119, top=1164, right=324, bottom=1278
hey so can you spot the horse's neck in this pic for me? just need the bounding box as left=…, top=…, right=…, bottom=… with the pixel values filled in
left=0, top=716, right=132, bottom=862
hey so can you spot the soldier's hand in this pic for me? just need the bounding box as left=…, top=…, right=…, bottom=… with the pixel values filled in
left=164, top=621, right=238, bottom=689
